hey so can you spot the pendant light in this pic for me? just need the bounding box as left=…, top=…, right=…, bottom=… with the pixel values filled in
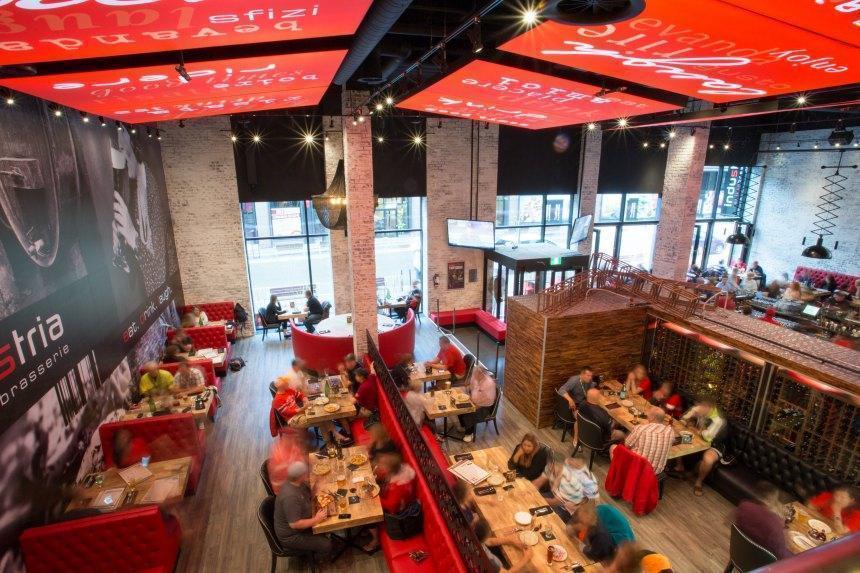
left=726, top=223, right=748, bottom=245
left=802, top=154, right=853, bottom=259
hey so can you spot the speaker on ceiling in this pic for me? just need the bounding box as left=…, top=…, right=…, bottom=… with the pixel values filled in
left=543, top=0, right=646, bottom=25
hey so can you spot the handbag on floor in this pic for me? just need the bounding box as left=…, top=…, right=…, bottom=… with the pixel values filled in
left=383, top=500, right=423, bottom=540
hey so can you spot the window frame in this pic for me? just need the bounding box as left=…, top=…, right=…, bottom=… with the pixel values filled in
left=495, top=193, right=577, bottom=247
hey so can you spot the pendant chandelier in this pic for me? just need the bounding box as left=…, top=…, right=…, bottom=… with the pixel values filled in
left=312, top=159, right=347, bottom=231
left=802, top=154, right=855, bottom=259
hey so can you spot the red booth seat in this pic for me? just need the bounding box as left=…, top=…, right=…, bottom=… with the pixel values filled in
left=430, top=308, right=506, bottom=343
left=141, top=359, right=219, bottom=391
left=168, top=325, right=232, bottom=376
left=99, top=414, right=205, bottom=493
left=793, top=266, right=858, bottom=294
left=20, top=506, right=181, bottom=573
left=379, top=309, right=417, bottom=367
left=291, top=320, right=354, bottom=374
left=179, top=301, right=237, bottom=340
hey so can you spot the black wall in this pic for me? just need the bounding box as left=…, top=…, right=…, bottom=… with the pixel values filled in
left=498, top=125, right=581, bottom=196
left=372, top=116, right=426, bottom=197
left=598, top=127, right=669, bottom=194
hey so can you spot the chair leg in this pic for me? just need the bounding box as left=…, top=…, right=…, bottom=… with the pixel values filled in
left=561, top=424, right=568, bottom=443
left=588, top=449, right=595, bottom=472
left=571, top=443, right=581, bottom=459
left=492, top=419, right=499, bottom=435
left=270, top=553, right=277, bottom=573
left=262, top=328, right=267, bottom=341
left=723, top=563, right=734, bottom=573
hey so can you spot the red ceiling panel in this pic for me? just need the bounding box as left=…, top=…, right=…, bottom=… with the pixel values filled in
left=0, top=0, right=371, bottom=65
left=396, top=59, right=679, bottom=129
left=0, top=50, right=345, bottom=122
left=500, top=0, right=860, bottom=103
left=719, top=0, right=860, bottom=47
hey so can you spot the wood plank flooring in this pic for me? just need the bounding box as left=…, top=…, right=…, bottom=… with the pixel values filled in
left=175, top=320, right=732, bottom=573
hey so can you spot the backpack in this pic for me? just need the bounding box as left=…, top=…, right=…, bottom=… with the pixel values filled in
left=229, top=358, right=246, bottom=372
left=233, top=303, right=249, bottom=324
left=383, top=500, right=423, bottom=540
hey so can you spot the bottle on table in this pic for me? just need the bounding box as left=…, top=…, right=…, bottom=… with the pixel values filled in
left=326, top=433, right=337, bottom=459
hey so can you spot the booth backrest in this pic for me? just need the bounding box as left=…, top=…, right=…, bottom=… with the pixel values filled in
left=179, top=301, right=235, bottom=322
left=140, top=360, right=217, bottom=388
left=290, top=320, right=354, bottom=373
left=99, top=414, right=203, bottom=468
left=429, top=308, right=480, bottom=328
left=177, top=325, right=229, bottom=351
left=378, top=309, right=416, bottom=367
left=20, top=506, right=180, bottom=573
left=375, top=377, right=469, bottom=573
left=793, top=266, right=858, bottom=294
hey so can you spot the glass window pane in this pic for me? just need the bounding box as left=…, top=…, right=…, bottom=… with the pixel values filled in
left=618, top=224, right=657, bottom=270
left=593, top=225, right=617, bottom=257
left=374, top=197, right=422, bottom=232
left=697, top=167, right=720, bottom=218
left=623, top=193, right=660, bottom=222
left=495, top=226, right=542, bottom=246
left=545, top=194, right=571, bottom=224
left=705, top=221, right=738, bottom=270
left=308, top=234, right=334, bottom=308
left=596, top=194, right=622, bottom=223
left=544, top=225, right=569, bottom=247
left=495, top=195, right=543, bottom=227
left=716, top=166, right=746, bottom=219
left=245, top=237, right=310, bottom=313
left=375, top=230, right=422, bottom=301
left=689, top=222, right=706, bottom=269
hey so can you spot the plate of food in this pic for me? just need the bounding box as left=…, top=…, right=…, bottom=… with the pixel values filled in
left=315, top=493, right=334, bottom=509
left=349, top=453, right=368, bottom=466
left=519, top=531, right=540, bottom=546
left=621, top=399, right=634, bottom=407
left=550, top=544, right=568, bottom=561
left=790, top=532, right=817, bottom=551
left=453, top=392, right=469, bottom=402
left=514, top=511, right=533, bottom=526
left=808, top=519, right=832, bottom=534
left=312, top=462, right=331, bottom=476
left=315, top=396, right=330, bottom=406
left=360, top=482, right=381, bottom=499
left=487, top=474, right=505, bottom=487
left=323, top=403, right=341, bottom=413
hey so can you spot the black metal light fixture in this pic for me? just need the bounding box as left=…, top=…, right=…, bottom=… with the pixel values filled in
left=726, top=222, right=748, bottom=245
left=544, top=0, right=645, bottom=25
left=801, top=155, right=855, bottom=259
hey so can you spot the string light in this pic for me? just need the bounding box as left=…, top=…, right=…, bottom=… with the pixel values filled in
left=3, top=90, right=14, bottom=106
left=357, top=115, right=365, bottom=123
left=146, top=126, right=152, bottom=138
left=796, top=95, right=807, bottom=105
left=723, top=143, right=730, bottom=150
left=668, top=130, right=676, bottom=139
left=709, top=144, right=714, bottom=149
left=80, top=112, right=90, bottom=123
left=99, top=116, right=106, bottom=127
left=642, top=142, right=649, bottom=148
left=813, top=142, right=819, bottom=149
left=385, top=96, right=394, bottom=106
left=617, top=118, right=628, bottom=127
left=303, top=133, right=315, bottom=144
left=412, top=134, right=423, bottom=146
left=230, top=134, right=238, bottom=142
left=130, top=127, right=137, bottom=134
left=659, top=142, right=666, bottom=149
left=775, top=145, right=781, bottom=150
left=51, top=105, right=62, bottom=117
left=252, top=134, right=261, bottom=143
left=375, top=102, right=383, bottom=111
left=587, top=123, right=596, bottom=131
left=116, top=121, right=122, bottom=131
left=156, top=129, right=162, bottom=141
left=377, top=136, right=384, bottom=143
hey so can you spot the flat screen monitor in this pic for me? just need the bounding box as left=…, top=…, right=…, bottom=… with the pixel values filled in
left=569, top=215, right=593, bottom=246
left=447, top=219, right=495, bottom=250
left=801, top=304, right=820, bottom=318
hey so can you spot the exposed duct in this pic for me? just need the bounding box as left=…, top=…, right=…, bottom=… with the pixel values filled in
left=333, top=0, right=414, bottom=86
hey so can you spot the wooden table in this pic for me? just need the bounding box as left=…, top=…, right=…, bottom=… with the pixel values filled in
left=122, top=389, right=216, bottom=427
left=314, top=313, right=399, bottom=337
left=308, top=446, right=383, bottom=535
left=208, top=319, right=235, bottom=335
left=277, top=308, right=308, bottom=322
left=423, top=388, right=475, bottom=440
left=68, top=457, right=192, bottom=513
left=409, top=361, right=451, bottom=391
left=448, top=447, right=599, bottom=572
left=178, top=349, right=226, bottom=369
left=786, top=501, right=843, bottom=554
left=294, top=390, right=357, bottom=427
left=598, top=381, right=710, bottom=460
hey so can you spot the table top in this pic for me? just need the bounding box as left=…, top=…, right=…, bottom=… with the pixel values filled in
left=278, top=308, right=308, bottom=321
left=378, top=300, right=408, bottom=309
left=423, top=388, right=475, bottom=419
left=122, top=389, right=215, bottom=425
left=598, top=381, right=710, bottom=460
left=67, top=457, right=192, bottom=513
left=409, top=361, right=451, bottom=384
left=786, top=501, right=843, bottom=554
left=308, top=446, right=384, bottom=534
left=313, top=314, right=400, bottom=337
left=178, top=349, right=226, bottom=368
left=208, top=319, right=235, bottom=332
left=448, top=447, right=598, bottom=572
left=294, top=390, right=357, bottom=427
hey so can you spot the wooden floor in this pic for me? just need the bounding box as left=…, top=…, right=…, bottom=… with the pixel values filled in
left=175, top=320, right=732, bottom=573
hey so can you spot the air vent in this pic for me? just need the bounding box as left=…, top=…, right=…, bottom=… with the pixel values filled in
left=544, top=0, right=646, bottom=25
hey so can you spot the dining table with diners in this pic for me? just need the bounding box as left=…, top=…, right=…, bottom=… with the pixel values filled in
left=291, top=379, right=357, bottom=429
left=409, top=360, right=451, bottom=392
left=177, top=348, right=227, bottom=370
left=783, top=501, right=844, bottom=554
left=423, top=385, right=475, bottom=441
left=122, top=388, right=217, bottom=427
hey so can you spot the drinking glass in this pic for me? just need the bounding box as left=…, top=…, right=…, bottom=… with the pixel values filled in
left=338, top=496, right=348, bottom=512
left=94, top=474, right=104, bottom=488
left=336, top=473, right=347, bottom=489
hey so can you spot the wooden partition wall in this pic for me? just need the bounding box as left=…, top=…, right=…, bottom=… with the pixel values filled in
left=505, top=294, right=648, bottom=428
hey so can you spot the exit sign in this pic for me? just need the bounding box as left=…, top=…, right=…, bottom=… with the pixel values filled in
left=550, top=257, right=563, bottom=266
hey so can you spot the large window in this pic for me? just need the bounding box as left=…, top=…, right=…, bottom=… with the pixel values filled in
left=495, top=193, right=574, bottom=247
left=374, top=197, right=425, bottom=302
left=241, top=201, right=333, bottom=319
left=593, top=192, right=660, bottom=270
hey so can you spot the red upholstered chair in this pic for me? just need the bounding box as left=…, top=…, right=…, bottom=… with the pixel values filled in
left=793, top=266, right=859, bottom=294
left=290, top=320, right=353, bottom=373
left=176, top=325, right=231, bottom=375
left=179, top=301, right=237, bottom=340
left=20, top=506, right=181, bottom=573
left=379, top=309, right=416, bottom=367
left=99, top=414, right=206, bottom=493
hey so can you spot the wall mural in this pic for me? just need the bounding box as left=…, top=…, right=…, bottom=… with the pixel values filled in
left=0, top=95, right=182, bottom=572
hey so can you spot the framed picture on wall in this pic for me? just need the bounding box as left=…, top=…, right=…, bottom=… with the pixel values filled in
left=448, top=262, right=465, bottom=290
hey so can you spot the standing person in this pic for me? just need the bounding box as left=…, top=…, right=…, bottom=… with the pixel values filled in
left=273, top=462, right=332, bottom=558
left=457, top=367, right=497, bottom=442
left=425, top=336, right=467, bottom=381
left=734, top=481, right=792, bottom=559
left=303, top=290, right=324, bottom=332
left=624, top=364, right=652, bottom=400
left=364, top=451, right=418, bottom=552
left=265, top=294, right=283, bottom=324
left=508, top=433, right=551, bottom=489
left=749, top=260, right=766, bottom=290
left=676, top=399, right=728, bottom=497
left=613, top=407, right=674, bottom=475
left=191, top=305, right=209, bottom=326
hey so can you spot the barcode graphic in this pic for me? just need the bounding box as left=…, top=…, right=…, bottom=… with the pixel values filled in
left=55, top=351, right=102, bottom=425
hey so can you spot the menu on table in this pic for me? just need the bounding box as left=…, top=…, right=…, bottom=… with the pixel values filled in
left=449, top=460, right=490, bottom=485
left=118, top=465, right=153, bottom=485
left=141, top=477, right=180, bottom=503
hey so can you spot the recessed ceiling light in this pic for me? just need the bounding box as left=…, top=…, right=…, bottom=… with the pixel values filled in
left=642, top=142, right=649, bottom=148
left=357, top=115, right=365, bottom=123
left=375, top=103, right=383, bottom=111
left=813, top=143, right=819, bottom=149
left=587, top=122, right=596, bottom=131
left=521, top=6, right=540, bottom=26
left=724, top=143, right=730, bottom=150
left=377, top=136, right=384, bottom=143
left=796, top=95, right=807, bottom=105
left=659, top=142, right=666, bottom=149
left=617, top=118, right=628, bottom=127
left=304, top=133, right=315, bottom=144
left=230, top=134, right=237, bottom=142
left=668, top=130, right=676, bottom=139
left=412, top=134, right=423, bottom=145
left=252, top=134, right=261, bottom=143
left=709, top=144, right=714, bottom=149
left=776, top=145, right=781, bottom=150
left=385, top=96, right=394, bottom=105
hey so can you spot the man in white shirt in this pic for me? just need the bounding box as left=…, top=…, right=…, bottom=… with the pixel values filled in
left=458, top=367, right=497, bottom=442
left=277, top=359, right=308, bottom=394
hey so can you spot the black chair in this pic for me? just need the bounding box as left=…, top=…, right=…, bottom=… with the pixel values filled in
left=321, top=301, right=332, bottom=320
left=462, top=354, right=476, bottom=383
left=414, top=298, right=423, bottom=325
left=723, top=523, right=777, bottom=572
left=268, top=381, right=278, bottom=398
left=257, top=496, right=317, bottom=573
left=571, top=413, right=612, bottom=472
left=554, top=393, right=575, bottom=442
left=476, top=386, right=502, bottom=436
left=258, top=308, right=282, bottom=341
left=260, top=460, right=275, bottom=497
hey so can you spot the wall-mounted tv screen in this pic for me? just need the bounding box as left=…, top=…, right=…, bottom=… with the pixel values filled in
left=569, top=215, right=593, bottom=246
left=447, top=219, right=495, bottom=250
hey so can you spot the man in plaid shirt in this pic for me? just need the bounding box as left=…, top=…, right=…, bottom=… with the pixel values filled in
left=613, top=406, right=675, bottom=474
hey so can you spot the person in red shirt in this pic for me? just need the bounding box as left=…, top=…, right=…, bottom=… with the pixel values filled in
left=625, top=364, right=652, bottom=400
left=363, top=451, right=417, bottom=552
left=650, top=381, right=682, bottom=418
left=353, top=367, right=379, bottom=415
left=112, top=429, right=150, bottom=468
left=760, top=307, right=781, bottom=325
left=807, top=486, right=860, bottom=535
left=269, top=380, right=349, bottom=443
left=426, top=336, right=466, bottom=380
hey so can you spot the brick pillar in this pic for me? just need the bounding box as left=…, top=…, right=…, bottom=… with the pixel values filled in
left=652, top=123, right=711, bottom=280
left=323, top=115, right=352, bottom=314
left=576, top=127, right=602, bottom=255
left=342, top=92, right=377, bottom=354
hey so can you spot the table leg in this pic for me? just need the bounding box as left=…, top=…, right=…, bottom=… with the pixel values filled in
left=330, top=525, right=378, bottom=558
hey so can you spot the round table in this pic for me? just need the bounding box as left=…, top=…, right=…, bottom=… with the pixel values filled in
left=314, top=313, right=399, bottom=337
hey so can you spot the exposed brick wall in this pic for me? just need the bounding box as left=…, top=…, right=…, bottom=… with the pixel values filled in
left=749, top=129, right=860, bottom=278
left=342, top=91, right=378, bottom=354
left=575, top=127, right=602, bottom=255
left=652, top=124, right=711, bottom=279
left=323, top=115, right=352, bottom=314
left=160, top=116, right=252, bottom=333
left=426, top=119, right=499, bottom=316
